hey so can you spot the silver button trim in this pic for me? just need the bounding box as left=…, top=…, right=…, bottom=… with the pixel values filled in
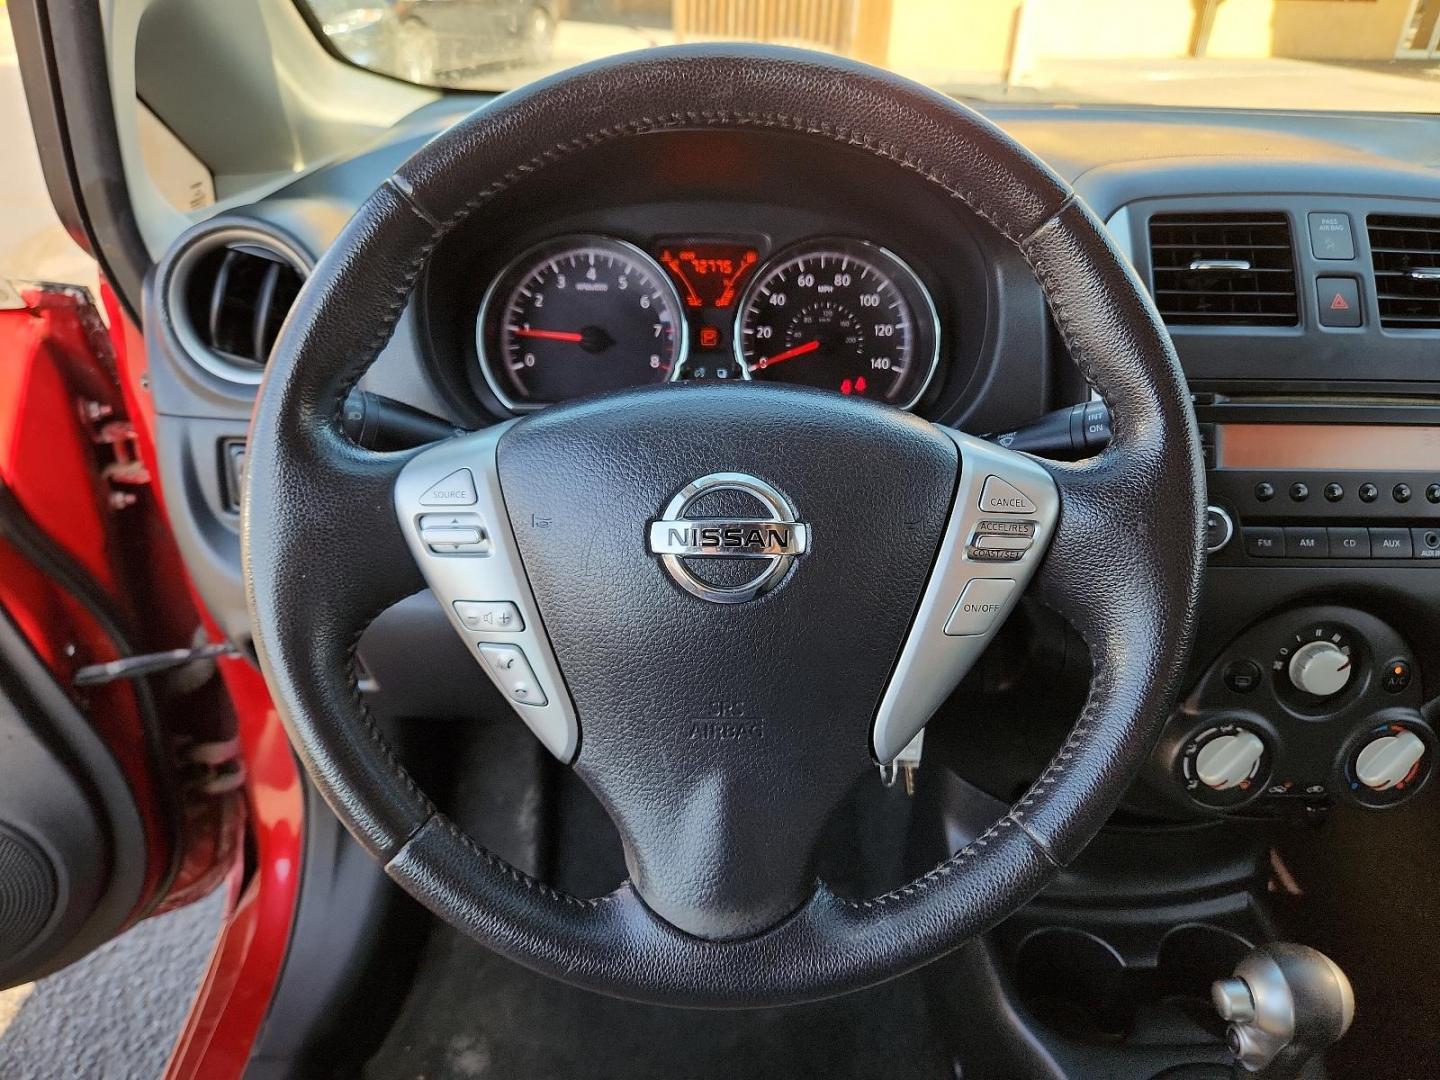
left=871, top=430, right=1059, bottom=763
left=395, top=422, right=578, bottom=761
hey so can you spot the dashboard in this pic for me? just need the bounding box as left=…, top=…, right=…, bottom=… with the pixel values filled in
left=141, top=97, right=1440, bottom=830
left=406, top=129, right=1035, bottom=430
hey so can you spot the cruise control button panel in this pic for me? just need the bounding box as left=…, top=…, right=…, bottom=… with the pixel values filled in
left=395, top=422, right=578, bottom=761
left=873, top=430, right=1059, bottom=763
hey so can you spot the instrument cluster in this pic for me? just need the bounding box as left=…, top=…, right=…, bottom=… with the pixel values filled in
left=474, top=232, right=942, bottom=413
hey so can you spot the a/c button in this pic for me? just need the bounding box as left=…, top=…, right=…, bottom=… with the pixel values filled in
left=944, top=578, right=1017, bottom=637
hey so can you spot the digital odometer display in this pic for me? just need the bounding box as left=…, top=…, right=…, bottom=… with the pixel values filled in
left=735, top=239, right=939, bottom=409
left=658, top=242, right=760, bottom=310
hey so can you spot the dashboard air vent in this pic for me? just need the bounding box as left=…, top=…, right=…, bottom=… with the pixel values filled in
left=165, top=223, right=310, bottom=386
left=1368, top=214, right=1440, bottom=330
left=1148, top=212, right=1298, bottom=327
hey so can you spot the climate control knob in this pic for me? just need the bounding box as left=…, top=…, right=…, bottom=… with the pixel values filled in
left=1288, top=640, right=1352, bottom=699
left=1196, top=730, right=1266, bottom=791
left=1355, top=730, right=1426, bottom=791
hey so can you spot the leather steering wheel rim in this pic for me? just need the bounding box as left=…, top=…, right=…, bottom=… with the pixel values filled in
left=242, top=44, right=1205, bottom=1007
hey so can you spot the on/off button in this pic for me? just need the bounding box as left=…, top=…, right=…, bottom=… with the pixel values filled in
left=944, top=578, right=1017, bottom=637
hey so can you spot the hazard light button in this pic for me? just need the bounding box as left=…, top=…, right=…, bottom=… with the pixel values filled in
left=1317, top=277, right=1362, bottom=328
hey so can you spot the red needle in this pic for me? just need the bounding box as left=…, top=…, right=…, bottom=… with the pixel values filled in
left=512, top=327, right=584, bottom=343
left=757, top=340, right=820, bottom=369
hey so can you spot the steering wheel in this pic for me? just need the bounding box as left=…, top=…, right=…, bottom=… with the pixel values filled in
left=243, top=45, right=1203, bottom=1007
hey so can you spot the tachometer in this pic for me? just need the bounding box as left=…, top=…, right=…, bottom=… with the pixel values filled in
left=478, top=236, right=686, bottom=411
left=735, top=239, right=939, bottom=409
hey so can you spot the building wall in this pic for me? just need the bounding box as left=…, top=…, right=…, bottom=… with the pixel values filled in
left=883, top=0, right=1416, bottom=78
left=1269, top=0, right=1414, bottom=60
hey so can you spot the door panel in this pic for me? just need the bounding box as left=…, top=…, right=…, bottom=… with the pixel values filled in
left=0, top=281, right=239, bottom=988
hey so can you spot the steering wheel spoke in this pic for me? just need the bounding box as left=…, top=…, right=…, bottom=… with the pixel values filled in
left=871, top=428, right=1060, bottom=763
left=395, top=423, right=580, bottom=762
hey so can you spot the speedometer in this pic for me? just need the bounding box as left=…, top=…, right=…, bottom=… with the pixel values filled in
left=735, top=239, right=940, bottom=410
left=478, top=235, right=686, bottom=411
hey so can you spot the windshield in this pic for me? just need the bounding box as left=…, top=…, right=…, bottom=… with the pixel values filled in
left=299, top=0, right=1440, bottom=112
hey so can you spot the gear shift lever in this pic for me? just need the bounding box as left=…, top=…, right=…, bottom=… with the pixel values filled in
left=1211, top=944, right=1354, bottom=1077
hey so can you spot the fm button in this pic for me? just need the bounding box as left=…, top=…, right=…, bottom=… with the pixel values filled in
left=979, top=476, right=1036, bottom=515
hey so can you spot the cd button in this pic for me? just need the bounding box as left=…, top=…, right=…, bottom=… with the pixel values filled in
left=1327, top=527, right=1370, bottom=559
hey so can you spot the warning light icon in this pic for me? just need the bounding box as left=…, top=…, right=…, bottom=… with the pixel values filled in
left=1329, top=292, right=1350, bottom=311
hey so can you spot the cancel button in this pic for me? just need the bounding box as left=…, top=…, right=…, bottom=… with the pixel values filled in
left=943, top=578, right=1018, bottom=637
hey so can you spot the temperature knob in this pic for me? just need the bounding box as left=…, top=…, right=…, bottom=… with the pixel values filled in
left=1196, top=730, right=1266, bottom=791
left=1355, top=730, right=1426, bottom=791
left=1288, top=641, right=1352, bottom=698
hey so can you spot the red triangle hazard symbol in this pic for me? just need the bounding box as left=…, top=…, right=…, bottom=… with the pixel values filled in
left=1329, top=292, right=1350, bottom=311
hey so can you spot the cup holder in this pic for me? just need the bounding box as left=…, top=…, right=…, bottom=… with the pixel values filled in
left=1013, top=924, right=1256, bottom=1045
left=1015, top=928, right=1130, bottom=1041
left=1155, top=924, right=1253, bottom=1005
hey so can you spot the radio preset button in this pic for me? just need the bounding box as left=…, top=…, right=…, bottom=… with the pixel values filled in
left=1244, top=527, right=1284, bottom=559
left=1370, top=528, right=1414, bottom=559
left=1428, top=484, right=1440, bottom=505
left=1284, top=527, right=1328, bottom=558
left=1327, top=527, right=1370, bottom=558
left=1324, top=482, right=1344, bottom=502
left=1359, top=483, right=1379, bottom=503
left=1393, top=483, right=1412, bottom=504
left=1289, top=482, right=1309, bottom=502
left=1254, top=482, right=1275, bottom=503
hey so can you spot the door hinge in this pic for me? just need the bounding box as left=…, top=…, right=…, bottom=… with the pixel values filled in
left=82, top=401, right=151, bottom=510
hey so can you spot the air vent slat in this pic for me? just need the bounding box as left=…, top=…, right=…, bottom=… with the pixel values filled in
left=1148, top=211, right=1298, bottom=327
left=252, top=260, right=283, bottom=365
left=1368, top=214, right=1440, bottom=330
left=180, top=237, right=306, bottom=378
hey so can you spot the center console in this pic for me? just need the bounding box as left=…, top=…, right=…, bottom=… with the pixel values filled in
left=1138, top=397, right=1440, bottom=820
